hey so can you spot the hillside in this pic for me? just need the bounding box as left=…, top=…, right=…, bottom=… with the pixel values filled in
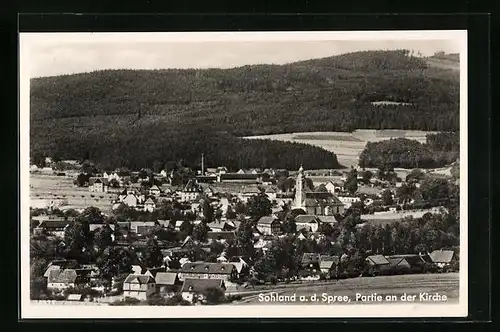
left=30, top=50, right=460, bottom=170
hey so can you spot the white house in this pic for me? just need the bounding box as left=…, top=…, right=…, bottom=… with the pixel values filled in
left=122, top=274, right=156, bottom=300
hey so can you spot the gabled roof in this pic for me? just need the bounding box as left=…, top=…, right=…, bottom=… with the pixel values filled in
left=155, top=272, right=178, bottom=285
left=366, top=255, right=390, bottom=266
left=43, top=265, right=61, bottom=278
left=316, top=215, right=338, bottom=224
left=429, top=250, right=454, bottom=264
left=149, top=185, right=161, bottom=191
left=144, top=197, right=155, bottom=205
left=295, top=215, right=319, bottom=224
left=47, top=269, right=78, bottom=284
left=301, top=253, right=320, bottom=265
left=180, top=262, right=235, bottom=275
left=257, top=216, right=278, bottom=225
left=124, top=274, right=155, bottom=284
left=180, top=278, right=225, bottom=293
left=387, top=257, right=409, bottom=267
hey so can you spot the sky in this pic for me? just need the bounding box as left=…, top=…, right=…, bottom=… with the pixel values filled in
left=22, top=33, right=463, bottom=78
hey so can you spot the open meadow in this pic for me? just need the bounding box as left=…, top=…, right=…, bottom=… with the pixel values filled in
left=244, top=129, right=437, bottom=169
left=236, top=273, right=459, bottom=305
left=30, top=173, right=115, bottom=212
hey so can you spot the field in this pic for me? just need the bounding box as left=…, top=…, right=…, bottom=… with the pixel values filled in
left=236, top=273, right=459, bottom=305
left=30, top=173, right=116, bottom=212
left=244, top=129, right=437, bottom=168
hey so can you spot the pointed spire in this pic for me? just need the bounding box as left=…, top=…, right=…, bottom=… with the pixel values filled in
left=298, top=165, right=304, bottom=173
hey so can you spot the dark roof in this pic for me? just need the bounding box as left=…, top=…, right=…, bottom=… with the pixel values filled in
left=429, top=250, right=454, bottom=264
left=366, top=255, right=390, bottom=266
left=155, top=272, right=178, bottom=285
left=303, top=192, right=344, bottom=205
left=387, top=257, right=410, bottom=267
left=47, top=269, right=78, bottom=283
left=180, top=262, right=235, bottom=275
left=257, top=216, right=279, bottom=225
left=124, top=274, right=155, bottom=284
left=89, top=177, right=109, bottom=185
left=316, top=215, right=338, bottom=224
left=220, top=173, right=262, bottom=180
left=301, top=253, right=320, bottom=265
left=39, top=220, right=73, bottom=229
left=180, top=278, right=225, bottom=293
left=207, top=231, right=236, bottom=241
left=183, top=179, right=202, bottom=192
left=295, top=215, right=319, bottom=223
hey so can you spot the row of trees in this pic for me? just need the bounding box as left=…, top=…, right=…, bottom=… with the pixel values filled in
left=359, top=137, right=459, bottom=169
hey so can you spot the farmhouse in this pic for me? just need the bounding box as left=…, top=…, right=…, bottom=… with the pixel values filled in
left=47, top=269, right=78, bottom=291
left=295, top=215, right=320, bottom=232
left=88, top=178, right=109, bottom=193
left=122, top=274, right=156, bottom=300
left=319, top=255, right=340, bottom=278
left=143, top=197, right=156, bottom=212
left=365, top=255, right=391, bottom=275
left=206, top=231, right=236, bottom=244
left=256, top=216, right=282, bottom=235
left=178, top=262, right=237, bottom=282
left=429, top=250, right=455, bottom=268
left=180, top=278, right=226, bottom=303
left=337, top=196, right=361, bottom=209
left=181, top=179, right=202, bottom=202
left=148, top=185, right=161, bottom=196
left=154, top=272, right=180, bottom=297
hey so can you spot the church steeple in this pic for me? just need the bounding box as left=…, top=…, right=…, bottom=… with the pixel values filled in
left=295, top=165, right=304, bottom=209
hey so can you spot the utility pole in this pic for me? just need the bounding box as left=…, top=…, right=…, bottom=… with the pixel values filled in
left=201, top=153, right=204, bottom=176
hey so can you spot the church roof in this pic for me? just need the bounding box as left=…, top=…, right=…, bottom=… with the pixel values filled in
left=301, top=192, right=343, bottom=207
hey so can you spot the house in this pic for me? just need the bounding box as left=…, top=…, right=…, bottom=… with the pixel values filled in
left=181, top=179, right=203, bottom=202
left=356, top=186, right=383, bottom=197
left=237, top=185, right=262, bottom=202
left=66, top=294, right=84, bottom=302
left=295, top=215, right=320, bottom=232
left=180, top=278, right=226, bottom=303
left=178, top=262, right=237, bottom=282
left=217, top=173, right=263, bottom=184
left=122, top=274, right=156, bottom=300
left=207, top=231, right=236, bottom=244
left=300, top=252, right=321, bottom=278
left=337, top=196, right=361, bottom=209
left=325, top=181, right=343, bottom=194
left=35, top=219, right=74, bottom=238
left=129, top=221, right=156, bottom=233
left=154, top=272, right=180, bottom=297
left=143, top=197, right=156, bottom=212
left=256, top=216, right=282, bottom=235
left=386, top=257, right=412, bottom=269
left=89, top=223, right=116, bottom=232
left=47, top=269, right=78, bottom=291
left=122, top=194, right=139, bottom=208
left=149, top=185, right=161, bottom=196
left=88, top=178, right=109, bottom=193
left=316, top=215, right=338, bottom=225
left=264, top=186, right=278, bottom=201
left=253, top=238, right=273, bottom=252
left=319, top=255, right=340, bottom=278
left=429, top=250, right=455, bottom=268
left=365, top=255, right=391, bottom=275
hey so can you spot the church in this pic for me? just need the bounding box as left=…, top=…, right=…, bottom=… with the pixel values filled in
left=293, top=166, right=345, bottom=216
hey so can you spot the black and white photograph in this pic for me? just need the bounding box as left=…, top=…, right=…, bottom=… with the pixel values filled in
left=20, top=31, right=467, bottom=318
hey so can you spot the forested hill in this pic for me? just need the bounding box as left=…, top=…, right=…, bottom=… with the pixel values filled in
left=30, top=50, right=459, bottom=170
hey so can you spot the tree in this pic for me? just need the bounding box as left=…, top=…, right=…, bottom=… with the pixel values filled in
left=152, top=160, right=164, bottom=174
left=96, top=247, right=135, bottom=284
left=381, top=189, right=394, bottom=206
left=236, top=220, right=255, bottom=257
left=93, top=224, right=113, bottom=252
left=344, top=168, right=358, bottom=195
left=63, top=218, right=92, bottom=260
left=362, top=170, right=373, bottom=183
left=78, top=207, right=105, bottom=224
left=75, top=173, right=90, bottom=187
left=406, top=168, right=426, bottom=183
left=201, top=198, right=214, bottom=223
left=143, top=238, right=164, bottom=268
left=109, top=178, right=120, bottom=188
left=318, top=223, right=334, bottom=237
left=203, top=287, right=226, bottom=304
left=225, top=205, right=237, bottom=219
left=246, top=192, right=272, bottom=221
left=192, top=222, right=210, bottom=243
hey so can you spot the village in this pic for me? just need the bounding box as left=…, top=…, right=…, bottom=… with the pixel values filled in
left=29, top=156, right=459, bottom=306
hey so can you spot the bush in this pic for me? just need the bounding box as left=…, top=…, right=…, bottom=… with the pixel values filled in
left=109, top=296, right=141, bottom=306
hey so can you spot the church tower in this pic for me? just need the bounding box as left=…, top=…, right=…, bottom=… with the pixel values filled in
left=294, top=165, right=304, bottom=210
